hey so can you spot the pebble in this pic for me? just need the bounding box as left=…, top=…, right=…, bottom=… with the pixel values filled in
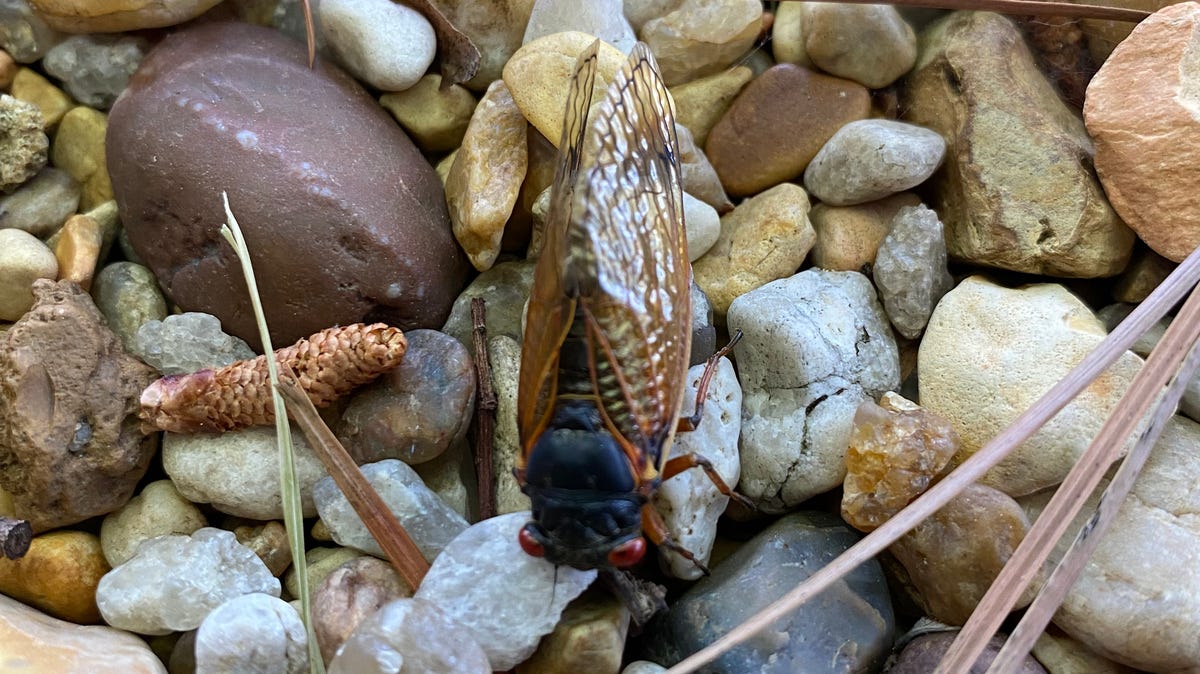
left=283, top=546, right=364, bottom=600
left=130, top=312, right=256, bottom=376
left=319, top=0, right=436, bottom=91
left=799, top=3, right=917, bottom=88
left=1084, top=3, right=1200, bottom=263
left=1032, top=629, right=1139, bottom=674
left=337, top=329, right=476, bottom=465
left=1021, top=415, right=1200, bottom=671
left=891, top=631, right=1046, bottom=673
left=804, top=119, right=946, bottom=206
left=0, top=228, right=56, bottom=320
left=194, top=593, right=308, bottom=674
left=329, top=597, right=491, bottom=674
left=0, top=0, right=62, bottom=63
left=1099, top=303, right=1200, bottom=423
left=808, top=192, right=921, bottom=272
left=1113, top=247, right=1173, bottom=304
left=440, top=259, right=535, bottom=348
left=90, top=261, right=169, bottom=351
left=96, top=527, right=280, bottom=635
left=903, top=11, right=1134, bottom=277
left=162, top=424, right=329, bottom=520
left=231, top=520, right=292, bottom=577
left=447, top=80, right=528, bottom=271
left=10, top=66, right=72, bottom=129
left=29, top=0, right=222, bottom=31
left=517, top=590, right=630, bottom=674
left=727, top=269, right=899, bottom=512
left=523, top=0, right=636, bottom=53
left=313, top=459, right=469, bottom=561
left=433, top=0, right=536, bottom=91
left=108, top=22, right=469, bottom=349
left=770, top=1, right=809, bottom=66
left=51, top=105, right=110, bottom=210
left=706, top=64, right=871, bottom=197
left=639, top=0, right=763, bottom=86
left=0, top=530, right=109, bottom=624
left=688, top=281, right=718, bottom=367
left=0, top=166, right=79, bottom=237
left=486, top=334, right=527, bottom=514
left=643, top=512, right=894, bottom=671
left=0, top=593, right=166, bottom=673
left=379, top=74, right=477, bottom=153
left=675, top=123, right=732, bottom=213
left=42, top=34, right=147, bottom=109
left=413, top=439, right=472, bottom=520
left=312, top=556, right=412, bottom=662
left=100, top=480, right=208, bottom=567
left=622, top=662, right=666, bottom=674
left=682, top=191, right=719, bottom=261
left=414, top=511, right=597, bottom=670
left=0, top=93, right=47, bottom=192
left=53, top=212, right=103, bottom=290
left=873, top=204, right=954, bottom=339
left=654, top=357, right=741, bottom=580
left=0, top=280, right=158, bottom=532
left=669, top=65, right=752, bottom=148
left=692, top=183, right=815, bottom=320
left=919, top=276, right=1143, bottom=496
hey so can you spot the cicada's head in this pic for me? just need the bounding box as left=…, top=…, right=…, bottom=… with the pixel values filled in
left=518, top=425, right=648, bottom=571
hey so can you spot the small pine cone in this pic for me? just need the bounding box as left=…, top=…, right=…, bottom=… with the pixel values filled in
left=139, top=323, right=407, bottom=434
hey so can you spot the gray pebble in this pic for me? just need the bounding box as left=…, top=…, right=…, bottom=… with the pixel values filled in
left=441, top=260, right=535, bottom=348
left=91, top=261, right=168, bottom=351
left=0, top=0, right=63, bottom=62
left=43, top=34, right=149, bottom=110
left=131, top=312, right=255, bottom=375
left=195, top=593, right=308, bottom=674
left=0, top=167, right=80, bottom=237
left=873, top=204, right=954, bottom=339
left=804, top=119, right=946, bottom=206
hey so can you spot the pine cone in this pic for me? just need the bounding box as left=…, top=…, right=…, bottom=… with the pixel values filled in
left=139, top=323, right=407, bottom=434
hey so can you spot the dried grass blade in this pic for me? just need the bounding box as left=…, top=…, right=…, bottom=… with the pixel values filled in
left=791, top=0, right=1149, bottom=22
left=666, top=245, right=1200, bottom=674
left=275, top=367, right=430, bottom=590
left=301, top=0, right=315, bottom=68
left=984, top=287, right=1200, bottom=673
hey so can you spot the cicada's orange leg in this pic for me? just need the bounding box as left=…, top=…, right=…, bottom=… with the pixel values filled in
left=641, top=502, right=710, bottom=575
left=661, top=454, right=755, bottom=511
left=676, top=330, right=743, bottom=433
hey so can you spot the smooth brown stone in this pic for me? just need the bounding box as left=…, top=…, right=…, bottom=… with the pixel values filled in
left=706, top=64, right=871, bottom=197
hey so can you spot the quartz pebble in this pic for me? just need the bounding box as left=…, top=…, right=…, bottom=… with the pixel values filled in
left=622, top=662, right=667, bottom=674
left=130, top=312, right=256, bottom=376
left=313, top=556, right=412, bottom=662
left=804, top=120, right=946, bottom=206
left=0, top=228, right=56, bottom=320
left=9, top=67, right=72, bottom=129
left=809, top=192, right=921, bottom=272
left=771, top=1, right=809, bottom=66
left=194, top=593, right=307, bottom=674
left=0, top=166, right=79, bottom=237
left=96, top=527, right=280, bottom=635
left=314, top=459, right=468, bottom=561
left=42, top=34, right=147, bottom=110
left=100, top=480, right=208, bottom=567
left=799, top=3, right=917, bottom=88
left=0, top=93, right=47, bottom=192
left=413, top=439, right=472, bottom=520
left=320, top=0, right=436, bottom=91
left=873, top=204, right=954, bottom=339
left=639, top=0, right=763, bottom=86
left=90, top=261, right=169, bottom=351
left=682, top=191, right=719, bottom=261
left=329, top=597, right=490, bottom=674
left=414, top=512, right=597, bottom=670
left=0, top=530, right=109, bottom=624
left=841, top=393, right=957, bottom=532
left=517, top=590, right=630, bottom=674
left=523, top=0, right=636, bottom=53
left=379, top=74, right=477, bottom=153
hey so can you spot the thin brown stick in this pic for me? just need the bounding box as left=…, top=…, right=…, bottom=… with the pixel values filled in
left=782, top=0, right=1149, bottom=22
left=471, top=298, right=498, bottom=520
left=0, top=517, right=32, bottom=560
left=991, top=316, right=1200, bottom=672
left=275, top=364, right=429, bottom=589
left=300, top=0, right=315, bottom=69
left=667, top=244, right=1200, bottom=674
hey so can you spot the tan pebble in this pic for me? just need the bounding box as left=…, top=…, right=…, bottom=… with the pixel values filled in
left=0, top=530, right=110, bottom=624
left=0, top=50, right=17, bottom=90
left=379, top=74, right=477, bottom=153
left=435, top=147, right=458, bottom=186
left=771, top=1, right=811, bottom=66
left=676, top=124, right=732, bottom=213
left=234, top=520, right=292, bottom=577
left=99, top=480, right=207, bottom=567
left=510, top=127, right=557, bottom=251
left=51, top=106, right=112, bottom=210
left=1113, top=246, right=1174, bottom=303
left=669, top=66, right=753, bottom=148
left=801, top=3, right=917, bottom=89
left=809, top=192, right=922, bottom=272
left=447, top=79, right=528, bottom=271
left=9, top=68, right=73, bottom=130
left=0, top=594, right=165, bottom=673
left=0, top=228, right=58, bottom=321
left=284, top=546, right=363, bottom=598
left=27, top=0, right=224, bottom=32
left=53, top=213, right=103, bottom=290
left=517, top=590, right=629, bottom=674
left=640, top=0, right=763, bottom=86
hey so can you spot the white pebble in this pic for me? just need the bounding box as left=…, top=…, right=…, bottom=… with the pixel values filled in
left=320, top=0, right=436, bottom=91
left=804, top=119, right=946, bottom=206
left=195, top=593, right=308, bottom=674
left=329, top=597, right=490, bottom=674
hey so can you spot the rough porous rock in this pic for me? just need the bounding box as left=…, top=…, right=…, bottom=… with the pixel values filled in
left=654, top=357, right=741, bottom=580
left=1084, top=3, right=1200, bottom=262
left=337, top=329, right=475, bottom=465
left=320, top=0, right=436, bottom=92
left=0, top=594, right=165, bottom=673
left=0, top=166, right=79, bottom=237
left=0, top=93, right=47, bottom=192
left=130, top=312, right=255, bottom=376
left=803, top=119, right=946, bottom=206
left=706, top=64, right=871, bottom=197
left=0, top=530, right=109, bottom=624
left=873, top=204, right=954, bottom=339
left=639, top=0, right=763, bottom=86
left=329, top=597, right=491, bottom=674
left=919, top=276, right=1143, bottom=496
left=108, top=22, right=470, bottom=348
left=0, top=280, right=157, bottom=532
left=903, top=12, right=1133, bottom=277
left=668, top=65, right=752, bottom=148
left=414, top=512, right=597, bottom=670
left=432, top=0, right=536, bottom=91
left=643, top=512, right=894, bottom=672
left=90, top=261, right=169, bottom=351
left=447, top=80, right=528, bottom=271
left=523, top=0, right=636, bottom=53
left=0, top=228, right=56, bottom=320
left=42, top=33, right=146, bottom=109
left=1020, top=415, right=1200, bottom=672
left=692, top=183, right=815, bottom=320
left=379, top=74, right=477, bottom=153
left=100, top=480, right=207, bottom=567
left=799, top=3, right=918, bottom=88
left=809, top=192, right=922, bottom=272
left=727, top=270, right=900, bottom=512
left=517, top=590, right=630, bottom=674
left=194, top=593, right=307, bottom=674
left=313, top=556, right=412, bottom=663
left=26, top=0, right=223, bottom=32
left=96, top=527, right=279, bottom=635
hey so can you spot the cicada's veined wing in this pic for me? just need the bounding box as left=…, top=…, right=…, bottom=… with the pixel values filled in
left=517, top=41, right=600, bottom=456
left=568, top=43, right=690, bottom=477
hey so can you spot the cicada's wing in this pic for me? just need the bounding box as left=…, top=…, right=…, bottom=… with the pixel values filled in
left=569, top=43, right=690, bottom=478
left=516, top=41, right=599, bottom=457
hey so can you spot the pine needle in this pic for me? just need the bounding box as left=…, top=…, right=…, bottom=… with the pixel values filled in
left=779, top=0, right=1149, bottom=22
left=218, top=192, right=324, bottom=674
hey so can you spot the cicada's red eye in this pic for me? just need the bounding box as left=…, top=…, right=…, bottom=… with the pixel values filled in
left=606, top=537, right=646, bottom=568
left=518, top=526, right=546, bottom=558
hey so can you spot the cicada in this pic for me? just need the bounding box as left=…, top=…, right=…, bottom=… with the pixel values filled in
left=514, top=41, right=742, bottom=572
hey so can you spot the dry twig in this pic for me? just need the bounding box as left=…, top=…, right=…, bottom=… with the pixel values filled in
left=780, top=0, right=1149, bottom=22
left=0, top=517, right=32, bottom=560
left=470, top=298, right=499, bottom=520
